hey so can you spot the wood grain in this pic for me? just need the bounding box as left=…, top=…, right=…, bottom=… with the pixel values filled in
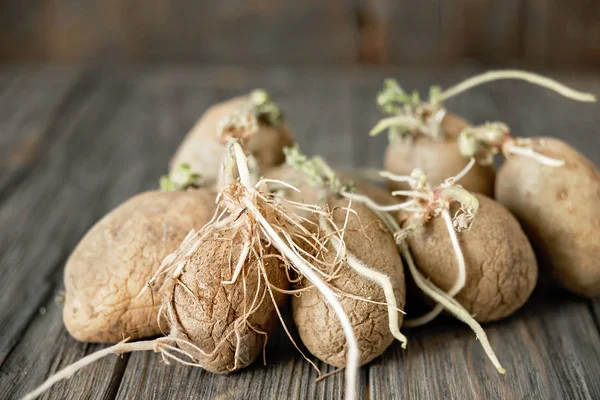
left=0, top=76, right=146, bottom=400
left=0, top=66, right=81, bottom=200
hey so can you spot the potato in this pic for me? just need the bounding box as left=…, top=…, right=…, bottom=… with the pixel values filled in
left=171, top=95, right=294, bottom=185
left=495, top=138, right=600, bottom=298
left=292, top=197, right=406, bottom=367
left=384, top=113, right=495, bottom=196
left=407, top=194, right=537, bottom=322
left=63, top=189, right=216, bottom=343
left=164, top=228, right=288, bottom=373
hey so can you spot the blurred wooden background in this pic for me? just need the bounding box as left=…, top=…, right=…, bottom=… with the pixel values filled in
left=1, top=0, right=600, bottom=66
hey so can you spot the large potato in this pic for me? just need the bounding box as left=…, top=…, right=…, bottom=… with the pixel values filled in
left=408, top=194, right=537, bottom=322
left=63, top=189, right=216, bottom=343
left=293, top=198, right=406, bottom=367
left=165, top=228, right=288, bottom=374
left=496, top=138, right=600, bottom=297
left=171, top=96, right=294, bottom=185
left=384, top=113, right=495, bottom=196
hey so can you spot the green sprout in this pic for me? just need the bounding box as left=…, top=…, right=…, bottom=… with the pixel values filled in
left=376, top=79, right=420, bottom=115
left=250, top=89, right=283, bottom=126
left=160, top=163, right=202, bottom=191
left=283, top=145, right=352, bottom=194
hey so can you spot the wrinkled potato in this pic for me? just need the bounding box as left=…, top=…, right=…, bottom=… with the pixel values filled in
left=171, top=96, right=294, bottom=186
left=384, top=113, right=495, bottom=196
left=293, top=198, right=406, bottom=367
left=63, top=189, right=216, bottom=343
left=165, top=229, right=288, bottom=374
left=496, top=138, right=600, bottom=298
left=408, top=194, right=537, bottom=322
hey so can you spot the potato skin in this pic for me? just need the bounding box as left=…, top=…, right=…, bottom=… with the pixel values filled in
left=165, top=229, right=288, bottom=374
left=496, top=138, right=600, bottom=298
left=292, top=198, right=406, bottom=367
left=63, top=190, right=216, bottom=343
left=408, top=195, right=537, bottom=322
left=171, top=96, right=294, bottom=185
left=384, top=113, right=495, bottom=196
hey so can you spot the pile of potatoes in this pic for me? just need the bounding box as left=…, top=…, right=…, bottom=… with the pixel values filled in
left=25, top=75, right=600, bottom=400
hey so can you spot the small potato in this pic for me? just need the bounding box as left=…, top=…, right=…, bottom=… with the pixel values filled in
left=293, top=198, right=406, bottom=367
left=171, top=96, right=294, bottom=185
left=63, top=189, right=216, bottom=343
left=165, top=229, right=288, bottom=374
left=496, top=138, right=600, bottom=298
left=408, top=194, right=537, bottom=322
left=384, top=113, right=495, bottom=196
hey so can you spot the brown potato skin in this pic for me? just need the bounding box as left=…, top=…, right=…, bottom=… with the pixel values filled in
left=292, top=198, right=406, bottom=367
left=63, top=190, right=216, bottom=343
left=170, top=96, right=294, bottom=185
left=165, top=230, right=288, bottom=374
left=408, top=195, right=537, bottom=322
left=384, top=113, right=495, bottom=196
left=495, top=138, right=600, bottom=298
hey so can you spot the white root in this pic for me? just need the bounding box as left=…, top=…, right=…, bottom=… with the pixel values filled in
left=404, top=210, right=467, bottom=327
left=230, top=141, right=358, bottom=400
left=439, top=70, right=597, bottom=103
left=21, top=338, right=194, bottom=400
left=504, top=141, right=565, bottom=167
left=369, top=115, right=427, bottom=137
left=319, top=214, right=408, bottom=349
left=340, top=190, right=418, bottom=213
left=447, top=158, right=476, bottom=184
left=222, top=242, right=251, bottom=284
left=248, top=199, right=358, bottom=400
left=399, top=242, right=505, bottom=374
left=379, top=171, right=417, bottom=184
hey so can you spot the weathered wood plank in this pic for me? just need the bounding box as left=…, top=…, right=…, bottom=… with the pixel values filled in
left=371, top=283, right=600, bottom=400
left=0, top=76, right=144, bottom=400
left=0, top=66, right=81, bottom=200
left=0, top=76, right=133, bottom=367
left=0, top=73, right=226, bottom=399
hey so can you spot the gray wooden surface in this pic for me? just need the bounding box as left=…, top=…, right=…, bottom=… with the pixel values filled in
left=0, top=64, right=599, bottom=400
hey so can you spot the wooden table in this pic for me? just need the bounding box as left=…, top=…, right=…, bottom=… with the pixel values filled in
left=1, top=64, right=599, bottom=400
